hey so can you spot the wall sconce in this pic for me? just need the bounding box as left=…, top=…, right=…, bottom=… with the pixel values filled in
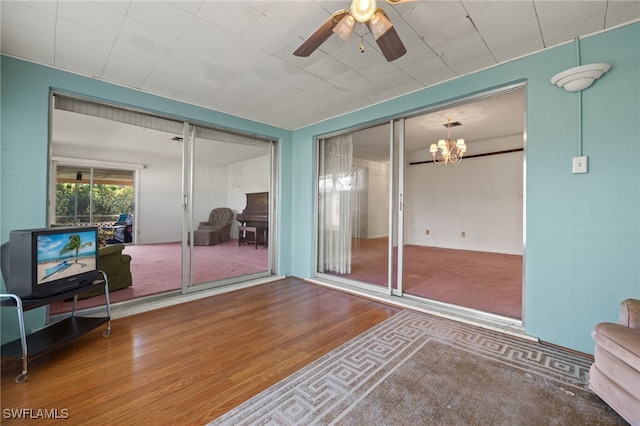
left=550, top=63, right=611, bottom=92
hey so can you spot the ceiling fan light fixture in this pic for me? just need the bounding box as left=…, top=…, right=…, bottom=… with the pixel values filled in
left=333, top=13, right=356, bottom=41
left=293, top=2, right=405, bottom=61
left=368, top=9, right=393, bottom=40
left=351, top=0, right=377, bottom=22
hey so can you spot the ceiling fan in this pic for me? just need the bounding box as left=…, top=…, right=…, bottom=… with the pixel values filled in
left=293, top=0, right=414, bottom=62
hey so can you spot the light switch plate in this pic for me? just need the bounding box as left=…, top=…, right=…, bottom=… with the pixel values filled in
left=572, top=156, right=588, bottom=174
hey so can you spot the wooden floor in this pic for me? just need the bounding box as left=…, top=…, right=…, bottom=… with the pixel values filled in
left=1, top=278, right=400, bottom=425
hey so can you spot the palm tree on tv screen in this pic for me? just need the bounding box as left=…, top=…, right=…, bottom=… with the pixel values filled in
left=59, top=234, right=93, bottom=263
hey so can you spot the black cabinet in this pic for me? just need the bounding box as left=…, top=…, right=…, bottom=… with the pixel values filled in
left=1, top=275, right=111, bottom=383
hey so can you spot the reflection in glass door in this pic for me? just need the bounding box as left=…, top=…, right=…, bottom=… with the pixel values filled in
left=53, top=163, right=136, bottom=244
left=316, top=123, right=396, bottom=295
left=183, top=124, right=274, bottom=292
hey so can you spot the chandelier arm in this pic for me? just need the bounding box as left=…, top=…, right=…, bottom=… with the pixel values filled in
left=430, top=118, right=465, bottom=165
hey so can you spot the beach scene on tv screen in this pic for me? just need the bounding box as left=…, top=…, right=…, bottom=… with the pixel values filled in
left=37, top=231, right=96, bottom=285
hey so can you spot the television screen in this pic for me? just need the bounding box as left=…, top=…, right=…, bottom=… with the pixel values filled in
left=2, top=226, right=99, bottom=298
left=36, top=230, right=97, bottom=285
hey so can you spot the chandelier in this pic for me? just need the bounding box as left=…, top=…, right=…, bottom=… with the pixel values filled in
left=429, top=118, right=467, bottom=165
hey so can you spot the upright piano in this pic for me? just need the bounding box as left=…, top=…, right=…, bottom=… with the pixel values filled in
left=237, top=192, right=268, bottom=248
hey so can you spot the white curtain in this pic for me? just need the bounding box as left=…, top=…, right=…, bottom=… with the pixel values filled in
left=318, top=133, right=353, bottom=274
left=350, top=163, right=369, bottom=239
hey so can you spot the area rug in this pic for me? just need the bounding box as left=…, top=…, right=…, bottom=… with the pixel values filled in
left=209, top=310, right=625, bottom=425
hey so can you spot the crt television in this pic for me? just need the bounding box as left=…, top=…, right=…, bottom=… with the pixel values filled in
left=1, top=227, right=99, bottom=299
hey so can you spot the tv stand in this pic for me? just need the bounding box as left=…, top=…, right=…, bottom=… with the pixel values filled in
left=0, top=271, right=112, bottom=383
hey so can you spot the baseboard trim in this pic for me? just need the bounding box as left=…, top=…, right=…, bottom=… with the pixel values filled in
left=49, top=275, right=286, bottom=321
left=304, top=277, right=535, bottom=342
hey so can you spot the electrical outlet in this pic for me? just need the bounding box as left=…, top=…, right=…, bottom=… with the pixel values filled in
left=572, top=156, right=588, bottom=174
left=425, top=229, right=430, bottom=235
left=461, top=231, right=466, bottom=238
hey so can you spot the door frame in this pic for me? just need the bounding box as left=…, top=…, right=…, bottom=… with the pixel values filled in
left=181, top=123, right=278, bottom=294
left=312, top=83, right=526, bottom=326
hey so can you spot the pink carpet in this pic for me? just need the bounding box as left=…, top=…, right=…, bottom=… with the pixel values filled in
left=328, top=238, right=523, bottom=319
left=49, top=240, right=268, bottom=314
left=51, top=238, right=522, bottom=319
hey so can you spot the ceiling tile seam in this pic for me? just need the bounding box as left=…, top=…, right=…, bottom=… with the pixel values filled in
left=138, top=8, right=201, bottom=92
left=531, top=0, right=547, bottom=48
left=203, top=3, right=299, bottom=60
left=3, top=3, right=53, bottom=40
left=52, top=19, right=112, bottom=79
left=310, top=41, right=408, bottom=93
left=99, top=2, right=133, bottom=78
left=397, top=12, right=438, bottom=59
left=462, top=7, right=498, bottom=65
left=403, top=10, right=459, bottom=79
left=172, top=1, right=204, bottom=17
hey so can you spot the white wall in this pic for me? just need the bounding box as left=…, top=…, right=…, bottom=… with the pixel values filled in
left=404, top=134, right=524, bottom=255
left=138, top=156, right=183, bottom=243
left=227, top=155, right=270, bottom=238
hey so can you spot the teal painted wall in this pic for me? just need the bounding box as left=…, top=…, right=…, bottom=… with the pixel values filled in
left=289, top=23, right=640, bottom=354
left=2, top=23, right=638, bottom=354
left=0, top=55, right=292, bottom=342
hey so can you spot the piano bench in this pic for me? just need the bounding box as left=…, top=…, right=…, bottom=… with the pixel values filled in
left=238, top=226, right=267, bottom=249
left=193, top=230, right=222, bottom=246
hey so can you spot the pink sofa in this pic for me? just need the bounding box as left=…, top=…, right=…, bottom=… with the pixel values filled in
left=589, top=298, right=640, bottom=425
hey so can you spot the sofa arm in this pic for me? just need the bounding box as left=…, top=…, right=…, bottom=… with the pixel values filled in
left=593, top=323, right=640, bottom=367
left=619, top=299, right=640, bottom=330
left=121, top=253, right=132, bottom=265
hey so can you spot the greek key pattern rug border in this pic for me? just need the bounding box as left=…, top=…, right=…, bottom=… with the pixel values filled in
left=210, top=310, right=593, bottom=425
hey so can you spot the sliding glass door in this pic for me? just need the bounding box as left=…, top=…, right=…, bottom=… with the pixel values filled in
left=316, top=122, right=398, bottom=295
left=50, top=93, right=277, bottom=309
left=401, top=89, right=525, bottom=319
left=314, top=86, right=525, bottom=321
left=183, top=124, right=274, bottom=292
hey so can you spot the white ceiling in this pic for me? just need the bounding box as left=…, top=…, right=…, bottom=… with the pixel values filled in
left=3, top=1, right=639, bottom=131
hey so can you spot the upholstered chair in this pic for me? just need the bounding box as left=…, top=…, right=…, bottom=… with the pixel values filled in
left=78, top=244, right=132, bottom=299
left=197, top=207, right=234, bottom=243
left=589, top=298, right=640, bottom=425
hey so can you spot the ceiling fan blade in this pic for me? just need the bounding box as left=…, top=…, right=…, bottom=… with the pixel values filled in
left=366, top=9, right=407, bottom=61
left=374, top=25, right=407, bottom=61
left=293, top=9, right=349, bottom=57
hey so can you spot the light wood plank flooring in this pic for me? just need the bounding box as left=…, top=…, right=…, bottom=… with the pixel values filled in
left=1, top=278, right=400, bottom=425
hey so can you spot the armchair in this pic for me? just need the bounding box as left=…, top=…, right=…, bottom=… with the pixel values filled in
left=113, top=213, right=133, bottom=243
left=197, top=207, right=234, bottom=243
left=78, top=244, right=132, bottom=299
left=589, top=298, right=640, bottom=425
